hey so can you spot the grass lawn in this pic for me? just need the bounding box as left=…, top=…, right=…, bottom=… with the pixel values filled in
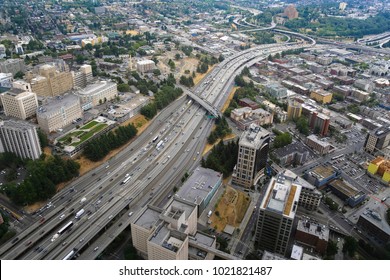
left=71, top=123, right=107, bottom=146
left=80, top=121, right=98, bottom=130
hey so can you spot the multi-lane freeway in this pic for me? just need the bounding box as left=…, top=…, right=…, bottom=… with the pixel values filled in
left=0, top=38, right=313, bottom=260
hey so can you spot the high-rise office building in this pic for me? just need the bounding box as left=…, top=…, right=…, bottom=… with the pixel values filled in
left=0, top=88, right=38, bottom=120
left=255, top=170, right=301, bottom=256
left=232, top=124, right=270, bottom=188
left=0, top=120, right=42, bottom=160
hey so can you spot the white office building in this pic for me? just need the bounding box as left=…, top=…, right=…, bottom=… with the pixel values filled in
left=0, top=120, right=42, bottom=160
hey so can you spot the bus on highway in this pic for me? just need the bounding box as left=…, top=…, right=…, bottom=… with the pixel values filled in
left=156, top=140, right=164, bottom=150
left=152, top=136, right=159, bottom=143
left=51, top=221, right=73, bottom=242
left=121, top=176, right=131, bottom=185
left=62, top=249, right=76, bottom=260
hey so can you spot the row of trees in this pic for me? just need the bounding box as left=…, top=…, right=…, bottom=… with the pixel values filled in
left=201, top=140, right=238, bottom=178
left=207, top=117, right=232, bottom=144
left=1, top=154, right=80, bottom=205
left=83, top=124, right=137, bottom=162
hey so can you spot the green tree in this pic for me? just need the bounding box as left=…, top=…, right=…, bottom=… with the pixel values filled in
left=343, top=236, right=358, bottom=258
left=296, top=116, right=310, bottom=135
left=273, top=132, right=292, bottom=149
left=117, top=83, right=130, bottom=92
left=13, top=71, right=24, bottom=79
left=37, top=129, right=49, bottom=148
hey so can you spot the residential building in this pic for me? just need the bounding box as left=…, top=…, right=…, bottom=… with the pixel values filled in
left=0, top=120, right=42, bottom=160
left=0, top=59, right=26, bottom=76
left=350, top=89, right=370, bottom=102
left=37, top=94, right=83, bottom=133
left=315, top=56, right=333, bottom=66
left=274, top=142, right=309, bottom=167
left=136, top=60, right=155, bottom=73
left=255, top=170, right=301, bottom=255
left=232, top=124, right=270, bottom=188
left=0, top=88, right=38, bottom=120
left=26, top=64, right=73, bottom=97
left=310, top=89, right=333, bottom=104
left=354, top=79, right=374, bottom=93
left=230, top=107, right=273, bottom=130
left=176, top=167, right=222, bottom=215
left=287, top=99, right=302, bottom=120
left=364, top=127, right=390, bottom=153
left=75, top=81, right=117, bottom=109
left=295, top=219, right=329, bottom=254
left=265, top=83, right=288, bottom=99
left=238, top=98, right=260, bottom=109
left=306, top=134, right=331, bottom=155
left=309, top=112, right=330, bottom=136
left=0, top=73, right=13, bottom=89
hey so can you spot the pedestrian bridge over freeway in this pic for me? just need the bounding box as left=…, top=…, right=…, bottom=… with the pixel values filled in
left=180, top=87, right=222, bottom=118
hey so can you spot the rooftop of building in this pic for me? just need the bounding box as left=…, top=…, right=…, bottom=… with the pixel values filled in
left=312, top=89, right=332, bottom=96
left=359, top=205, right=390, bottom=236
left=371, top=126, right=390, bottom=138
left=76, top=80, right=116, bottom=96
left=0, top=119, right=37, bottom=130
left=262, top=251, right=286, bottom=260
left=107, top=94, right=149, bottom=117
left=137, top=59, right=155, bottom=65
left=149, top=222, right=187, bottom=253
left=162, top=197, right=196, bottom=225
left=274, top=141, right=308, bottom=158
left=311, top=165, right=338, bottom=180
left=296, top=218, right=329, bottom=241
left=188, top=231, right=215, bottom=259
left=133, top=205, right=162, bottom=231
left=261, top=170, right=301, bottom=218
left=239, top=123, right=270, bottom=149
left=1, top=87, right=27, bottom=97
left=307, top=134, right=331, bottom=147
left=329, top=179, right=361, bottom=198
left=239, top=97, right=259, bottom=106
left=37, top=94, right=79, bottom=117
left=176, top=167, right=222, bottom=206
left=291, top=244, right=303, bottom=260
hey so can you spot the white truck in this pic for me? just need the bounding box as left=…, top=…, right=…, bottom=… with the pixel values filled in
left=75, top=209, right=85, bottom=219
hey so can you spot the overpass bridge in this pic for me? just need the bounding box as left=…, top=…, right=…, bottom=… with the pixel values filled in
left=180, top=86, right=222, bottom=118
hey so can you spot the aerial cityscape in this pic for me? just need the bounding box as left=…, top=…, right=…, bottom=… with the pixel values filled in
left=0, top=0, right=390, bottom=262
